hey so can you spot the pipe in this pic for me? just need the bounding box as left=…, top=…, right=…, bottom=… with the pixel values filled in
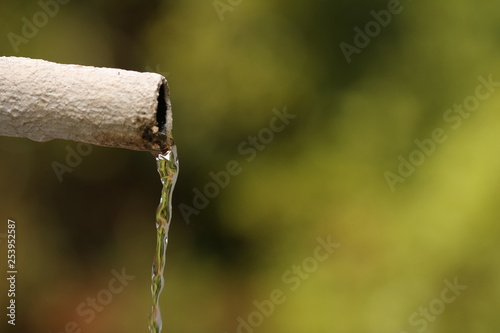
left=0, top=56, right=173, bottom=152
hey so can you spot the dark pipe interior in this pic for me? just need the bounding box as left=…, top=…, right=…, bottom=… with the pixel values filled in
left=156, top=83, right=167, bottom=134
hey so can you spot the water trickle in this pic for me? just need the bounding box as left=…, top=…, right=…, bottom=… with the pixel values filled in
left=149, top=145, right=179, bottom=333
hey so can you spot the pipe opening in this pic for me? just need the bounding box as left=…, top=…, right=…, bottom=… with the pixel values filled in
left=156, top=83, right=167, bottom=134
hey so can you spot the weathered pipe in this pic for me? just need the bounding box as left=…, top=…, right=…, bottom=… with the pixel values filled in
left=0, top=56, right=173, bottom=152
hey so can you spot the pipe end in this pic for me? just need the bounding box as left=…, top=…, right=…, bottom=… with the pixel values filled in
left=142, top=76, right=174, bottom=154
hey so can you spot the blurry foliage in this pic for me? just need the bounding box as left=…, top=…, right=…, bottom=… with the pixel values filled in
left=2, top=0, right=500, bottom=332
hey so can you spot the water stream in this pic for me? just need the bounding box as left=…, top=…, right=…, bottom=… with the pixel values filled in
left=149, top=145, right=179, bottom=333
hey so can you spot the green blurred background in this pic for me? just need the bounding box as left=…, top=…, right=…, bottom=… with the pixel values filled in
left=1, top=0, right=500, bottom=332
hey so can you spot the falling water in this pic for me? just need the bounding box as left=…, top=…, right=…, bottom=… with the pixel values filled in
left=149, top=145, right=179, bottom=333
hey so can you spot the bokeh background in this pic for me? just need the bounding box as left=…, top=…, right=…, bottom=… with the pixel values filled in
left=2, top=0, right=500, bottom=332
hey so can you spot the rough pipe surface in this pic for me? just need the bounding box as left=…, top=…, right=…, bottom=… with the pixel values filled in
left=0, top=56, right=173, bottom=152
